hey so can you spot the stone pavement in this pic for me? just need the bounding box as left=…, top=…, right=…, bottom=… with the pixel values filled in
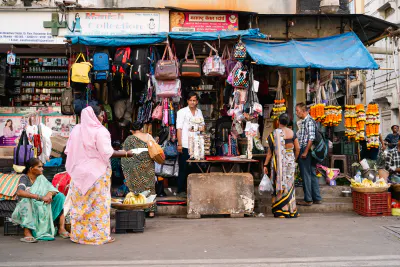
left=1, top=214, right=400, bottom=266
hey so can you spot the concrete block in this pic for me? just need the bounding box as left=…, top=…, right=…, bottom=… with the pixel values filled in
left=187, top=173, right=254, bottom=218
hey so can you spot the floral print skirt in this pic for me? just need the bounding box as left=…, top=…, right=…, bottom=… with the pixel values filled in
left=70, top=168, right=112, bottom=245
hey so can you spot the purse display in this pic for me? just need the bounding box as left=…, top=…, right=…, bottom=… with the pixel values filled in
left=71, top=53, right=92, bottom=84
left=155, top=43, right=179, bottom=80
left=180, top=43, right=202, bottom=78
left=203, top=44, right=225, bottom=77
left=233, top=66, right=249, bottom=89
left=233, top=39, right=247, bottom=62
left=163, top=140, right=178, bottom=159
left=222, top=45, right=237, bottom=77
left=155, top=159, right=179, bottom=178
left=152, top=75, right=181, bottom=98
left=152, top=104, right=163, bottom=121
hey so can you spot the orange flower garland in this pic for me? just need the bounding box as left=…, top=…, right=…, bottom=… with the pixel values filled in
left=345, top=105, right=357, bottom=139
left=355, top=104, right=366, bottom=142
left=366, top=103, right=380, bottom=149
left=271, top=99, right=286, bottom=120
left=310, top=104, right=326, bottom=122
left=322, top=105, right=342, bottom=127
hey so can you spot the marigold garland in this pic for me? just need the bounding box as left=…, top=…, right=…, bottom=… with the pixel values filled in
left=271, top=99, right=286, bottom=120
left=310, top=104, right=326, bottom=123
left=355, top=104, right=366, bottom=142
left=345, top=105, right=357, bottom=139
left=366, top=103, right=380, bottom=149
left=322, top=105, right=342, bottom=127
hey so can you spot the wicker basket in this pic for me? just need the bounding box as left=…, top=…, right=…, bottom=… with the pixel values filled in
left=111, top=201, right=156, bottom=210
left=391, top=184, right=400, bottom=193
left=351, top=186, right=389, bottom=193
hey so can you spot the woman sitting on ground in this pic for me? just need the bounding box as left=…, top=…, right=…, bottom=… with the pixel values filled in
left=12, top=158, right=69, bottom=243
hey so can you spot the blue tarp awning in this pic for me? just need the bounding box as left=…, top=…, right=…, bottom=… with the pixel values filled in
left=66, top=33, right=168, bottom=46
left=168, top=28, right=265, bottom=41
left=245, top=32, right=379, bottom=70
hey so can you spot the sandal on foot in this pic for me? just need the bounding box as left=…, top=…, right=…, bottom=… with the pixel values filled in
left=20, top=237, right=38, bottom=243
left=105, top=237, right=115, bottom=244
left=59, top=232, right=70, bottom=239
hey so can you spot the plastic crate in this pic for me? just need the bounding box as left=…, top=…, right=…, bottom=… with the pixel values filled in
left=352, top=191, right=391, bottom=216
left=115, top=210, right=145, bottom=234
left=3, top=217, right=22, bottom=236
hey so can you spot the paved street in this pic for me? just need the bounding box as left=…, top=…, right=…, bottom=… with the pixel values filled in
left=1, top=214, right=400, bottom=266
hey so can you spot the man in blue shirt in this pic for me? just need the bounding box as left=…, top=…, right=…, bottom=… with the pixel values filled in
left=384, top=125, right=399, bottom=150
left=295, top=103, right=322, bottom=206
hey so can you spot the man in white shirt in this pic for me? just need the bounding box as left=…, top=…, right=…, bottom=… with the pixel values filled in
left=176, top=92, right=205, bottom=197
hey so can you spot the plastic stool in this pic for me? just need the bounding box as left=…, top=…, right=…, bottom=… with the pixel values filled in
left=330, top=155, right=348, bottom=177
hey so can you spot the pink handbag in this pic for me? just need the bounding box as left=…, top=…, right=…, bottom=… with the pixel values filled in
left=222, top=45, right=237, bottom=77
left=153, top=75, right=181, bottom=98
left=155, top=44, right=179, bottom=80
left=152, top=104, right=163, bottom=121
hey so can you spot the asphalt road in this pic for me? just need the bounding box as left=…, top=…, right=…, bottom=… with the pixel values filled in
left=1, top=214, right=400, bottom=266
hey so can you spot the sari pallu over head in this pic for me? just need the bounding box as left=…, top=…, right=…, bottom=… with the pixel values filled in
left=65, top=106, right=114, bottom=195
left=11, top=175, right=64, bottom=241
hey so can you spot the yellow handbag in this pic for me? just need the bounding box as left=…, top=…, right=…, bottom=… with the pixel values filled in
left=71, top=53, right=92, bottom=83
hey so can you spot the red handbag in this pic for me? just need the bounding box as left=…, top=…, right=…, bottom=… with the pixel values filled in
left=52, top=172, right=71, bottom=196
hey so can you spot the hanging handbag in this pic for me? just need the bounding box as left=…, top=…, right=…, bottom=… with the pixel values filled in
left=227, top=61, right=243, bottom=85
left=222, top=45, right=237, bottom=77
left=152, top=103, right=163, bottom=121
left=155, top=159, right=179, bottom=178
left=147, top=134, right=165, bottom=164
left=71, top=53, right=92, bottom=84
left=233, top=39, right=247, bottom=62
left=164, top=140, right=178, bottom=159
left=13, top=130, right=34, bottom=166
left=233, top=65, right=249, bottom=89
left=180, top=43, right=202, bottom=78
left=155, top=43, right=179, bottom=80
left=203, top=43, right=225, bottom=77
left=153, top=75, right=181, bottom=98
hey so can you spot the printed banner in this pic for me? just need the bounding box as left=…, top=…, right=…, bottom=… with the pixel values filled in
left=170, top=12, right=239, bottom=32
left=0, top=116, right=24, bottom=147
left=44, top=116, right=75, bottom=137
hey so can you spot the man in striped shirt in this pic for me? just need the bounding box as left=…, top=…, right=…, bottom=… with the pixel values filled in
left=295, top=103, right=322, bottom=206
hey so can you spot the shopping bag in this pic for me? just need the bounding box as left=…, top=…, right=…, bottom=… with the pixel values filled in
left=259, top=174, right=273, bottom=194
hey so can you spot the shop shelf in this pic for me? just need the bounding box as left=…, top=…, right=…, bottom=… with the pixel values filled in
left=21, top=100, right=60, bottom=102
left=22, top=72, right=68, bottom=75
left=115, top=210, right=145, bottom=233
left=21, top=86, right=66, bottom=88
left=21, top=93, right=63, bottom=95
left=352, top=191, right=391, bottom=216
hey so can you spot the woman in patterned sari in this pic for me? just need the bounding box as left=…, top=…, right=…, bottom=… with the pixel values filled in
left=121, top=121, right=156, bottom=218
left=264, top=114, right=300, bottom=218
left=65, top=106, right=134, bottom=245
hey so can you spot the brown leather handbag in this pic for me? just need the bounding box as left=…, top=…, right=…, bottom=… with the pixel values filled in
left=155, top=43, right=179, bottom=80
left=180, top=43, right=201, bottom=78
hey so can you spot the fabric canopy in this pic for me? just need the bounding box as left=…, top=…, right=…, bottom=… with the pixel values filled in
left=245, top=32, right=379, bottom=70
left=168, top=28, right=265, bottom=41
left=66, top=33, right=168, bottom=46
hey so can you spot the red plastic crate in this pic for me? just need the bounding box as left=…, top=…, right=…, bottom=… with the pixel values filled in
left=352, top=191, right=391, bottom=216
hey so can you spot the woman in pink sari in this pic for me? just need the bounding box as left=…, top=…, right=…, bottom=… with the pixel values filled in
left=65, top=106, right=134, bottom=245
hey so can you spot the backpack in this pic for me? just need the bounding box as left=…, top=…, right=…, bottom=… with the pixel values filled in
left=61, top=87, right=74, bottom=115
left=129, top=47, right=149, bottom=82
left=92, top=52, right=111, bottom=81
left=309, top=120, right=328, bottom=162
left=112, top=47, right=132, bottom=76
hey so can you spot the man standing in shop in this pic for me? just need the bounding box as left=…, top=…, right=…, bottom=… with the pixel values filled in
left=295, top=102, right=322, bottom=206
left=176, top=92, right=205, bottom=198
left=384, top=125, right=400, bottom=151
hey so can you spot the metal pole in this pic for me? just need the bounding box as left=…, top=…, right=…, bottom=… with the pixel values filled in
left=292, top=69, right=297, bottom=132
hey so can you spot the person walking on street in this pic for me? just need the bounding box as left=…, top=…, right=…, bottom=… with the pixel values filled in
left=295, top=103, right=322, bottom=206
left=176, top=92, right=205, bottom=197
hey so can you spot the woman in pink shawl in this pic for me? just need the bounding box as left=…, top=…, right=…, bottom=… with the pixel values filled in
left=65, top=106, right=134, bottom=245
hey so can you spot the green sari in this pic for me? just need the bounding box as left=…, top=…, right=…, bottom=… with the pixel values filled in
left=11, top=175, right=65, bottom=241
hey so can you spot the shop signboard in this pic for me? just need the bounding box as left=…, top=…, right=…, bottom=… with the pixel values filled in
left=170, top=12, right=239, bottom=32
left=68, top=11, right=170, bottom=35
left=0, top=116, right=24, bottom=146
left=44, top=116, right=75, bottom=137
left=0, top=12, right=64, bottom=44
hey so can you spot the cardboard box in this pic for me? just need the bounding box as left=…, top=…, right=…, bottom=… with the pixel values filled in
left=50, top=135, right=68, bottom=158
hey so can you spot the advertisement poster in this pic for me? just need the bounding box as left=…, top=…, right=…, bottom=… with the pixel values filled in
left=69, top=11, right=170, bottom=35
left=44, top=116, right=75, bottom=137
left=0, top=116, right=24, bottom=146
left=170, top=12, right=239, bottom=32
